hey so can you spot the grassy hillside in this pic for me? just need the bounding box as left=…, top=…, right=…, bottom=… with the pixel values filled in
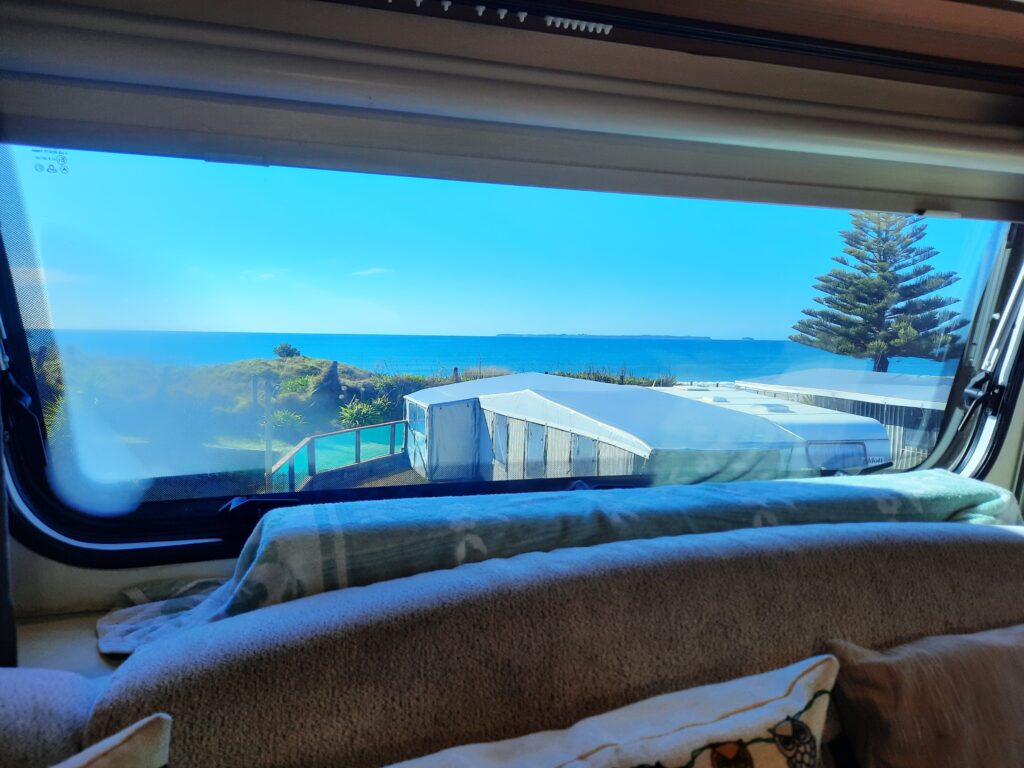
left=38, top=349, right=511, bottom=460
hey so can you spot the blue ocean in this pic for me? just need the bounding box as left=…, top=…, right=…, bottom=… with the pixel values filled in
left=46, top=330, right=954, bottom=381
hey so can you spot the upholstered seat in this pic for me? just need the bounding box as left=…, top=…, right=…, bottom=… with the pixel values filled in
left=0, top=668, right=104, bottom=767
left=85, top=522, right=1024, bottom=767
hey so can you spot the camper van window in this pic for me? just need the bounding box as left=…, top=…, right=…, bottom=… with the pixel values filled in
left=0, top=143, right=1012, bottom=526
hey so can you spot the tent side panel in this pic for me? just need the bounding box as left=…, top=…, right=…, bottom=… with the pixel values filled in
left=597, top=442, right=636, bottom=476
left=526, top=422, right=546, bottom=479
left=545, top=427, right=572, bottom=479
left=406, top=399, right=429, bottom=479
left=506, top=417, right=528, bottom=481
left=428, top=400, right=480, bottom=481
left=483, top=409, right=508, bottom=482
left=571, top=434, right=598, bottom=476
left=476, top=407, right=495, bottom=481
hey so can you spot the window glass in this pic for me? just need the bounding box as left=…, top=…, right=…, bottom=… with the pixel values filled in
left=408, top=404, right=426, bottom=436
left=571, top=435, right=598, bottom=476
left=492, top=414, right=509, bottom=467
left=0, top=143, right=1009, bottom=514
left=526, top=422, right=546, bottom=479
left=806, top=442, right=869, bottom=472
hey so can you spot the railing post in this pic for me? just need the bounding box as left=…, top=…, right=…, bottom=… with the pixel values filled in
left=287, top=459, right=295, bottom=492
left=389, top=423, right=396, bottom=454
left=354, top=428, right=361, bottom=464
left=263, top=376, right=274, bottom=489
left=307, top=440, right=317, bottom=477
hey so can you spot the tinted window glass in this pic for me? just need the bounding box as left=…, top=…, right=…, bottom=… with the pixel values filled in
left=0, top=144, right=1008, bottom=515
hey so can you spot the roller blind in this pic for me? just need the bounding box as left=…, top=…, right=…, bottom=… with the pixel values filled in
left=2, top=0, right=1023, bottom=218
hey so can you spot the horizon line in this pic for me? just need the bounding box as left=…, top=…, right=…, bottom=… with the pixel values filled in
left=33, top=328, right=790, bottom=342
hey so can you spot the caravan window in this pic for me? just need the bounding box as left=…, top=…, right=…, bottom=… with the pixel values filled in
left=0, top=142, right=1015, bottom=554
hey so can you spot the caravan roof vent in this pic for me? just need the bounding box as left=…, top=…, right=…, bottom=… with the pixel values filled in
left=756, top=403, right=794, bottom=413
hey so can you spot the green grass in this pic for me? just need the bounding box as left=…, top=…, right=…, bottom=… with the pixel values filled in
left=278, top=375, right=313, bottom=395
left=553, top=369, right=676, bottom=387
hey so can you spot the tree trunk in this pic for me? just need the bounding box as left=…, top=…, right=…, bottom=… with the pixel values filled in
left=873, top=354, right=890, bottom=373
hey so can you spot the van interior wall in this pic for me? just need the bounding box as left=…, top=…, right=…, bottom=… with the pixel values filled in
left=10, top=541, right=234, bottom=618
left=6, top=0, right=1024, bottom=684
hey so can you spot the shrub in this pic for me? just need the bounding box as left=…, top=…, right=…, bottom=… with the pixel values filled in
left=42, top=396, right=69, bottom=445
left=370, top=372, right=442, bottom=398
left=273, top=392, right=306, bottom=412
left=362, top=373, right=446, bottom=422
left=339, top=395, right=392, bottom=428
left=460, top=366, right=511, bottom=381
left=274, top=342, right=301, bottom=358
left=259, top=409, right=305, bottom=429
left=260, top=409, right=306, bottom=440
left=279, top=375, right=312, bottom=395
left=553, top=369, right=676, bottom=387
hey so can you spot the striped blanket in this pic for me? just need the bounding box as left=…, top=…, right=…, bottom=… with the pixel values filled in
left=97, top=469, right=1021, bottom=655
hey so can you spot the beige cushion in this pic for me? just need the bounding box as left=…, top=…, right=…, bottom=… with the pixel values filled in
left=829, top=623, right=1024, bottom=768
left=52, top=713, right=171, bottom=768
left=86, top=523, right=1024, bottom=768
left=391, top=655, right=838, bottom=767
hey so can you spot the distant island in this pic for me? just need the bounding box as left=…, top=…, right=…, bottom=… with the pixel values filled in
left=496, top=334, right=714, bottom=340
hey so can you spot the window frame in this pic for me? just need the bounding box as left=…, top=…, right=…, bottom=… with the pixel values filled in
left=945, top=225, right=1024, bottom=479
left=2, top=153, right=1019, bottom=569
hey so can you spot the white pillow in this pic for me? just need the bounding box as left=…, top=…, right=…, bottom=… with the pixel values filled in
left=391, top=655, right=838, bottom=768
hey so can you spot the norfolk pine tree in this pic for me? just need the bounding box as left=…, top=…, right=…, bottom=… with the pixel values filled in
left=791, top=211, right=967, bottom=373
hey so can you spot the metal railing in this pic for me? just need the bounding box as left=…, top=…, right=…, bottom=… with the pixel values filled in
left=268, top=420, right=408, bottom=492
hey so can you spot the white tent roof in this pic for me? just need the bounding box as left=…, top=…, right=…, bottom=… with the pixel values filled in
left=659, top=386, right=890, bottom=443
left=407, top=373, right=803, bottom=458
left=735, top=368, right=952, bottom=409
left=405, top=372, right=596, bottom=407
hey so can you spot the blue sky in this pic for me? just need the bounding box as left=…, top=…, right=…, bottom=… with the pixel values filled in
left=4, top=144, right=1007, bottom=339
